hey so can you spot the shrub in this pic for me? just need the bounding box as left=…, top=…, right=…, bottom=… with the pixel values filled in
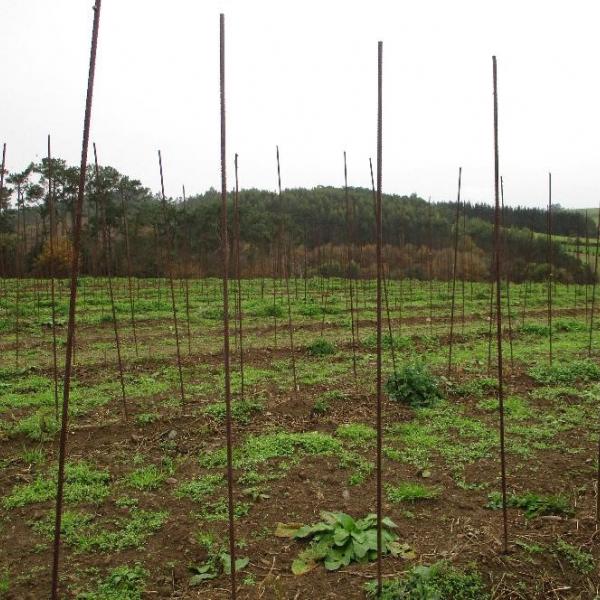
left=385, top=364, right=442, bottom=408
left=307, top=338, right=336, bottom=357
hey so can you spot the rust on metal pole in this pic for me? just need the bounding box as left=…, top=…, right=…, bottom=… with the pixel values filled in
left=375, top=39, right=384, bottom=596
left=448, top=166, right=462, bottom=376
left=51, top=2, right=102, bottom=597
left=234, top=154, right=245, bottom=401
left=492, top=55, right=509, bottom=554
left=48, top=135, right=60, bottom=421
left=158, top=150, right=185, bottom=405
left=220, top=14, right=238, bottom=599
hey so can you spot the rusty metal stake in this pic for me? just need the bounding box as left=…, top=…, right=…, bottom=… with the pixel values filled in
left=220, top=14, right=238, bottom=599
left=51, top=2, right=102, bottom=597
left=492, top=55, right=509, bottom=555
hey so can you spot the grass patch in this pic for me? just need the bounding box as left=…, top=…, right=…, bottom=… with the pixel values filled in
left=386, top=482, right=440, bottom=503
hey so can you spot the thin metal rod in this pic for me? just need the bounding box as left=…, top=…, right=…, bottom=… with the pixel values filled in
left=547, top=173, right=553, bottom=365
left=448, top=166, right=462, bottom=376
left=588, top=203, right=600, bottom=357
left=220, top=14, right=238, bottom=599
left=120, top=190, right=138, bottom=356
left=344, top=152, right=358, bottom=381
left=500, top=176, right=514, bottom=371
left=492, top=54, right=509, bottom=554
left=51, top=2, right=102, bottom=597
left=48, top=135, right=60, bottom=421
left=182, top=185, right=192, bottom=356
left=93, top=143, right=127, bottom=420
left=158, top=150, right=185, bottom=405
left=234, top=154, right=245, bottom=401
left=276, top=146, right=297, bottom=393
left=375, top=39, right=384, bottom=596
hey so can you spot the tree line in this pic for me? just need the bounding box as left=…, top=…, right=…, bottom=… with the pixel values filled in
left=0, top=158, right=595, bottom=283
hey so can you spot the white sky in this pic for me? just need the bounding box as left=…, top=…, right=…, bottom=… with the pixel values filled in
left=2, top=0, right=600, bottom=208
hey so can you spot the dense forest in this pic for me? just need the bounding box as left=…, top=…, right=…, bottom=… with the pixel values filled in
left=0, top=158, right=596, bottom=283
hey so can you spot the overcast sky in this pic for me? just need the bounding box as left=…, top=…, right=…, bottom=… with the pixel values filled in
left=2, top=0, right=600, bottom=208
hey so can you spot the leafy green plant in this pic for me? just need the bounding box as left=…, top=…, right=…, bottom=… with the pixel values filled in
left=189, top=549, right=249, bottom=585
left=306, top=338, right=336, bottom=356
left=553, top=539, right=595, bottom=574
left=386, top=482, right=440, bottom=503
left=77, top=564, right=147, bottom=600
left=365, top=561, right=488, bottom=599
left=312, top=398, right=330, bottom=415
left=385, top=364, right=442, bottom=408
left=486, top=491, right=572, bottom=519
left=280, top=511, right=412, bottom=574
left=135, top=412, right=159, bottom=425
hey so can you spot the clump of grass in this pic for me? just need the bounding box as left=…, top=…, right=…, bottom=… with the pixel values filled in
left=486, top=491, right=572, bottom=519
left=518, top=323, right=550, bottom=336
left=529, top=360, right=600, bottom=384
left=365, top=561, right=488, bottom=599
left=312, top=398, right=330, bottom=415
left=553, top=539, right=595, bottom=574
left=77, top=564, right=148, bottom=600
left=32, top=508, right=168, bottom=553
left=477, top=395, right=532, bottom=420
left=204, top=399, right=263, bottom=425
left=3, top=461, right=110, bottom=509
left=135, top=412, right=159, bottom=425
left=306, top=338, right=336, bottom=357
left=336, top=423, right=376, bottom=445
left=385, top=364, right=442, bottom=408
left=125, top=465, right=165, bottom=491
left=175, top=474, right=224, bottom=503
left=386, top=482, right=440, bottom=503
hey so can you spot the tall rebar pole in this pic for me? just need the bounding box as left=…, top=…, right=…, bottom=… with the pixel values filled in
left=375, top=39, right=384, bottom=596
left=93, top=143, right=127, bottom=420
left=547, top=173, right=553, bottom=365
left=344, top=151, right=358, bottom=381
left=234, top=154, right=245, bottom=401
left=158, top=151, right=185, bottom=405
left=501, top=177, right=514, bottom=371
left=448, top=166, right=462, bottom=376
left=220, top=14, right=238, bottom=599
left=588, top=203, right=600, bottom=357
left=276, top=147, right=297, bottom=393
left=48, top=135, right=59, bottom=421
left=492, top=55, right=509, bottom=554
left=120, top=190, right=138, bottom=357
left=182, top=185, right=192, bottom=356
left=51, top=3, right=102, bottom=597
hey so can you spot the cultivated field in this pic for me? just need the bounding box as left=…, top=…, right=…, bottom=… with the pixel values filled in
left=1, top=277, right=599, bottom=598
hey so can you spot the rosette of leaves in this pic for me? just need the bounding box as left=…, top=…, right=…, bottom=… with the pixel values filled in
left=276, top=511, right=413, bottom=575
left=189, top=551, right=249, bottom=585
